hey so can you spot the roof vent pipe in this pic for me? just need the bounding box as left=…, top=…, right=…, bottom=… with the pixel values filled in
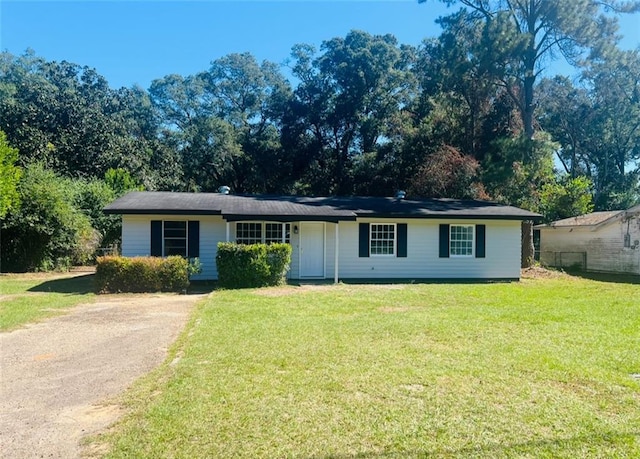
left=218, top=186, right=230, bottom=195
left=395, top=190, right=406, bottom=200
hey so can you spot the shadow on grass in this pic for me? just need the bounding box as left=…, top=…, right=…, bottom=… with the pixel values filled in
left=187, top=280, right=217, bottom=294
left=566, top=270, right=640, bottom=284
left=28, top=274, right=95, bottom=294
left=29, top=276, right=217, bottom=295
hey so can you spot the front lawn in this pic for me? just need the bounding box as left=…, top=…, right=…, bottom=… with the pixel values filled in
left=96, top=275, right=640, bottom=458
left=0, top=273, right=95, bottom=331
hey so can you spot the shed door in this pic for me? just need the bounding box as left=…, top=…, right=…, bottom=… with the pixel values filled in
left=300, top=223, right=325, bottom=278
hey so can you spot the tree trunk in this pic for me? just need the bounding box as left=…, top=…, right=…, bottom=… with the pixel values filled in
left=521, top=220, right=535, bottom=268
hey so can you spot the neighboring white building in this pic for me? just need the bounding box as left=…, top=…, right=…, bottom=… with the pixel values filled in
left=104, top=192, right=540, bottom=282
left=536, top=205, right=640, bottom=275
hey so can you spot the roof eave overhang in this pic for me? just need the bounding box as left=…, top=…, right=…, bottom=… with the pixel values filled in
left=356, top=213, right=541, bottom=221
left=103, top=209, right=222, bottom=216
left=222, top=214, right=357, bottom=223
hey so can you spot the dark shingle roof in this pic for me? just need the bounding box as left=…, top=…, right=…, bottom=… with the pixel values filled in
left=104, top=191, right=541, bottom=221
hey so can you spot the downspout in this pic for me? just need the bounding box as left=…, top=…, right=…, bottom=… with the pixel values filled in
left=334, top=223, right=339, bottom=284
left=226, top=221, right=230, bottom=242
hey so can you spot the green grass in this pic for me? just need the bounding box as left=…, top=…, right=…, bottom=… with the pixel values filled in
left=0, top=273, right=95, bottom=330
left=95, top=276, right=640, bottom=458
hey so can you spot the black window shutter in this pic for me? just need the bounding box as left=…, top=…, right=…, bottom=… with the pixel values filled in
left=188, top=221, right=200, bottom=258
left=476, top=224, right=486, bottom=258
left=439, top=224, right=450, bottom=258
left=359, top=223, right=370, bottom=257
left=397, top=223, right=407, bottom=257
left=151, top=220, right=162, bottom=256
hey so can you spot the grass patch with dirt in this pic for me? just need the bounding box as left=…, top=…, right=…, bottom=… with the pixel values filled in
left=0, top=273, right=95, bottom=331
left=95, top=276, right=640, bottom=458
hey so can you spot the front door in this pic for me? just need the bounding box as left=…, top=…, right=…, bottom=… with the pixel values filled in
left=300, top=222, right=325, bottom=278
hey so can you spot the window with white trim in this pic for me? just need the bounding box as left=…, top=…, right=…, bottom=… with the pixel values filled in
left=163, top=221, right=187, bottom=256
left=236, top=222, right=291, bottom=244
left=265, top=223, right=291, bottom=244
left=370, top=223, right=396, bottom=256
left=236, top=222, right=262, bottom=245
left=450, top=224, right=474, bottom=256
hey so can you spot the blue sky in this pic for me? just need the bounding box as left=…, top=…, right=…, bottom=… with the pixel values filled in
left=1, top=1, right=639, bottom=90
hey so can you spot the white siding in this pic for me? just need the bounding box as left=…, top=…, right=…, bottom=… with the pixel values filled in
left=334, top=218, right=521, bottom=280
left=121, top=216, right=524, bottom=280
left=540, top=216, right=640, bottom=274
left=121, top=214, right=226, bottom=280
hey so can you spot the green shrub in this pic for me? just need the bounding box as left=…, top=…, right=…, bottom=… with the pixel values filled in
left=216, top=242, right=292, bottom=289
left=1, top=163, right=99, bottom=272
left=95, top=256, right=189, bottom=293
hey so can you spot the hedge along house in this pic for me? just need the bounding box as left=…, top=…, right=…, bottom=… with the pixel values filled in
left=536, top=205, right=640, bottom=275
left=103, top=191, right=541, bottom=282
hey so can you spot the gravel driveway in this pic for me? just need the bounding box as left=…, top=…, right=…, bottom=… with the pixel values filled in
left=0, top=292, right=206, bottom=458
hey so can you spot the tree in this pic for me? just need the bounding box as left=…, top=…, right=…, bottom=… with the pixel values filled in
left=539, top=176, right=594, bottom=223
left=74, top=168, right=143, bottom=250
left=537, top=50, right=640, bottom=209
left=419, top=0, right=640, bottom=139
left=418, top=0, right=640, bottom=266
left=0, top=51, right=162, bottom=184
left=1, top=163, right=97, bottom=272
left=407, top=145, right=486, bottom=199
left=200, top=53, right=294, bottom=193
left=413, top=15, right=502, bottom=161
left=0, top=130, right=21, bottom=273
left=285, top=30, right=416, bottom=195
left=0, top=130, right=20, bottom=218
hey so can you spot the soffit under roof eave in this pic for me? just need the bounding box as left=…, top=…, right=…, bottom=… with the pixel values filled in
left=222, top=214, right=357, bottom=223
left=102, top=209, right=223, bottom=216
left=355, top=213, right=541, bottom=221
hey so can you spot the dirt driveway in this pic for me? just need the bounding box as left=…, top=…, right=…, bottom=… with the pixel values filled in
left=0, top=292, right=206, bottom=458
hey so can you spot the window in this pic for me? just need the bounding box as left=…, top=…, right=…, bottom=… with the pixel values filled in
left=236, top=222, right=262, bottom=245
left=236, top=222, right=291, bottom=244
left=450, top=224, right=474, bottom=256
left=151, top=220, right=199, bottom=258
left=370, top=223, right=396, bottom=256
left=359, top=223, right=407, bottom=258
left=163, top=221, right=187, bottom=256
left=265, top=223, right=291, bottom=244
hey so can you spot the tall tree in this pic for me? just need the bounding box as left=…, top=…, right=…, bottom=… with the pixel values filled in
left=0, top=50, right=159, bottom=182
left=538, top=50, right=640, bottom=209
left=201, top=53, right=293, bottom=193
left=150, top=54, right=291, bottom=193
left=286, top=30, right=416, bottom=195
left=419, top=0, right=640, bottom=139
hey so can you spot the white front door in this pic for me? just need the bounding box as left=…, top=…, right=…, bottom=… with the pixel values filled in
left=300, top=222, right=325, bottom=278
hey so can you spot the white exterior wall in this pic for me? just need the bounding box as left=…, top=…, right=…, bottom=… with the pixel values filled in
left=333, top=218, right=522, bottom=280
left=121, top=214, right=226, bottom=280
left=121, top=216, right=523, bottom=280
left=540, top=216, right=640, bottom=274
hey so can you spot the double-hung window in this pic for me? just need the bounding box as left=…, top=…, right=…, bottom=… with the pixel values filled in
left=449, top=224, right=474, bottom=257
left=359, top=223, right=407, bottom=258
left=439, top=223, right=485, bottom=258
left=236, top=222, right=291, bottom=244
left=151, top=220, right=199, bottom=258
left=370, top=223, right=396, bottom=256
left=163, top=221, right=187, bottom=256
